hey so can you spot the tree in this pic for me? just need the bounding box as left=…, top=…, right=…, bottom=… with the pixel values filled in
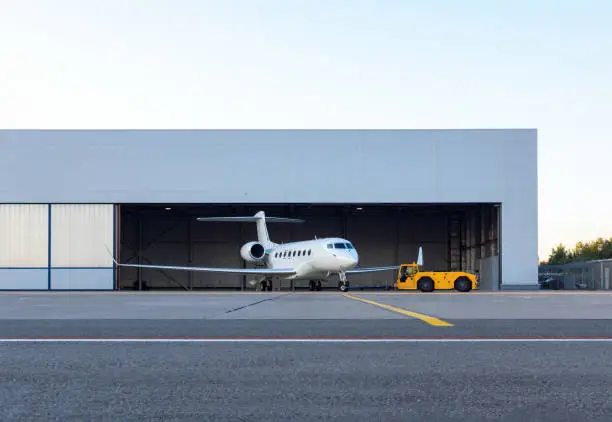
left=547, top=243, right=571, bottom=265
left=602, top=238, right=612, bottom=259
left=546, top=237, right=612, bottom=264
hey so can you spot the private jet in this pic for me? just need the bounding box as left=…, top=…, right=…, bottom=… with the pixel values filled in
left=112, top=211, right=399, bottom=291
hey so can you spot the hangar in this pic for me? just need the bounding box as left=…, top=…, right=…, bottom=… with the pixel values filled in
left=0, top=129, right=538, bottom=291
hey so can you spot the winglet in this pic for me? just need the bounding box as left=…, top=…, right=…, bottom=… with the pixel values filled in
left=417, top=246, right=423, bottom=267
left=104, top=244, right=119, bottom=266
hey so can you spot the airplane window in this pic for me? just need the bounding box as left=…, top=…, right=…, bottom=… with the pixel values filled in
left=293, top=251, right=296, bottom=256
left=303, top=250, right=306, bottom=255
left=308, top=249, right=311, bottom=255
left=345, top=243, right=354, bottom=249
left=327, top=244, right=333, bottom=249
left=297, top=251, right=301, bottom=256
left=334, top=243, right=346, bottom=249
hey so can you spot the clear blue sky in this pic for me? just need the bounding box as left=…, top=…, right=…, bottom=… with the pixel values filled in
left=1, top=0, right=610, bottom=260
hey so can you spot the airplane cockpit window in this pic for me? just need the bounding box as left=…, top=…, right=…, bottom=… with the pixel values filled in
left=334, top=243, right=346, bottom=249
left=327, top=244, right=333, bottom=249
left=344, top=243, right=354, bottom=249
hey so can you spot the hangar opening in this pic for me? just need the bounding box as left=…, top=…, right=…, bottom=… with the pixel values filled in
left=116, top=203, right=501, bottom=291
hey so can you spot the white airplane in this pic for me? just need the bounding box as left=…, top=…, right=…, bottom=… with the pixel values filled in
left=112, top=211, right=400, bottom=291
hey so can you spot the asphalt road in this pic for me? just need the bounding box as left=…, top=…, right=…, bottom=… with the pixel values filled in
left=2, top=342, right=612, bottom=421
left=2, top=291, right=612, bottom=421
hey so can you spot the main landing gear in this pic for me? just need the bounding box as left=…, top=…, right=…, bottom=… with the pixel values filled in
left=259, top=279, right=273, bottom=291
left=338, top=272, right=350, bottom=292
left=309, top=280, right=323, bottom=291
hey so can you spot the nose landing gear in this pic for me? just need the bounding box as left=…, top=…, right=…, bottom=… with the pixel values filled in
left=338, top=271, right=350, bottom=292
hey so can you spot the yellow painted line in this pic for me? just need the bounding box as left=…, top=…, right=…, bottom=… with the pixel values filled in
left=342, top=293, right=454, bottom=327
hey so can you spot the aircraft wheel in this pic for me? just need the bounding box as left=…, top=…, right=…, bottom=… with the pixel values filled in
left=316, top=280, right=322, bottom=291
left=454, top=276, right=472, bottom=292
left=309, top=280, right=316, bottom=291
left=417, top=277, right=435, bottom=293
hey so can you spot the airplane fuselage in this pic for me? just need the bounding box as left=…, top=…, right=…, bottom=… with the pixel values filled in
left=264, top=237, right=358, bottom=280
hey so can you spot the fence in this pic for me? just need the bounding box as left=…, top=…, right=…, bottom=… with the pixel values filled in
left=539, top=259, right=612, bottom=290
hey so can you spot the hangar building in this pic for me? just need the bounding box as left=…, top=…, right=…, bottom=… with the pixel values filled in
left=0, top=129, right=538, bottom=291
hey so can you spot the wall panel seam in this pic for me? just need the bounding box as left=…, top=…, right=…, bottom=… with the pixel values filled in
left=47, top=204, right=51, bottom=290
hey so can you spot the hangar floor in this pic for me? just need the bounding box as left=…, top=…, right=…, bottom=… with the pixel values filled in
left=116, top=203, right=500, bottom=291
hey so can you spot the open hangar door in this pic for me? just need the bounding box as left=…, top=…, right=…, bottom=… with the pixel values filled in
left=116, top=203, right=500, bottom=291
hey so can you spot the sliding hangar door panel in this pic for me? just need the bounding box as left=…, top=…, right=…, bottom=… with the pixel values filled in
left=50, top=204, right=115, bottom=290
left=0, top=204, right=49, bottom=289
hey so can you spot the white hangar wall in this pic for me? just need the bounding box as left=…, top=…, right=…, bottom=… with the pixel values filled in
left=0, top=129, right=538, bottom=289
left=50, top=204, right=115, bottom=290
left=0, top=203, right=115, bottom=290
left=0, top=204, right=49, bottom=289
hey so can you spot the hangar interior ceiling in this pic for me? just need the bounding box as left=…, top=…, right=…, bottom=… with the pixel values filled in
left=117, top=203, right=500, bottom=291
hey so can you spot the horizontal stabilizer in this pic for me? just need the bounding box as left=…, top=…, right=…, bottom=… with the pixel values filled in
left=196, top=216, right=304, bottom=223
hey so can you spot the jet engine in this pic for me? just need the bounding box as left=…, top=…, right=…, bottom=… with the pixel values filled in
left=240, top=241, right=266, bottom=262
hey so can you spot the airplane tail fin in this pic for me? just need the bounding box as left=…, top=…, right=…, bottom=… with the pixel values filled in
left=196, top=211, right=304, bottom=247
left=417, top=246, right=424, bottom=267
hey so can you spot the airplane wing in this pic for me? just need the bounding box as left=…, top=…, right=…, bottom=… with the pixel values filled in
left=346, top=266, right=399, bottom=273
left=105, top=246, right=296, bottom=276
left=114, top=262, right=297, bottom=275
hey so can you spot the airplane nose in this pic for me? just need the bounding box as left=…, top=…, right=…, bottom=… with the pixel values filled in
left=334, top=250, right=358, bottom=269
left=345, top=254, right=358, bottom=268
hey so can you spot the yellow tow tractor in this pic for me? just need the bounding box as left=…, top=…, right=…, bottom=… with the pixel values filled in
left=394, top=247, right=478, bottom=292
